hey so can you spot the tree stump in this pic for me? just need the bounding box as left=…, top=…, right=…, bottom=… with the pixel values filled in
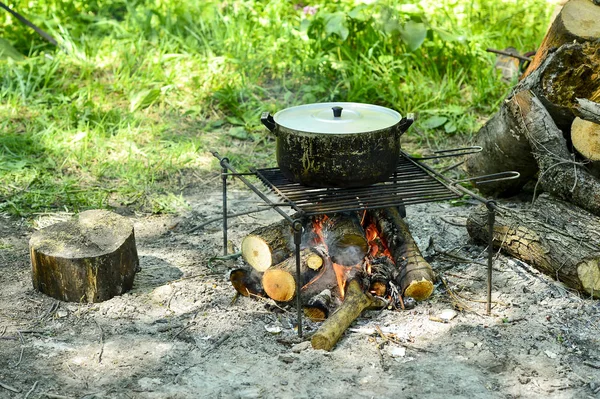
left=30, top=210, right=139, bottom=302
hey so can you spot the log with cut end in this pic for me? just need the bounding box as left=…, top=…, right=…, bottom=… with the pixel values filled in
left=303, top=289, right=332, bottom=322
left=571, top=117, right=600, bottom=161
left=311, top=279, right=385, bottom=351
left=241, top=219, right=294, bottom=272
left=467, top=193, right=600, bottom=298
left=514, top=91, right=600, bottom=216
left=369, top=208, right=435, bottom=301
left=521, top=0, right=600, bottom=81
left=29, top=210, right=139, bottom=302
left=230, top=268, right=265, bottom=297
left=464, top=96, right=538, bottom=196
left=261, top=248, right=325, bottom=302
left=323, top=212, right=368, bottom=266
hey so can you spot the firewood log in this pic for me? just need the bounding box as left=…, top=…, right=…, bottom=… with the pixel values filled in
left=368, top=208, right=435, bottom=301
left=571, top=117, right=600, bottom=161
left=303, top=289, right=332, bottom=322
left=467, top=193, right=600, bottom=298
left=311, top=279, right=385, bottom=351
left=261, top=248, right=325, bottom=302
left=323, top=213, right=368, bottom=266
left=230, top=268, right=265, bottom=297
left=514, top=91, right=600, bottom=216
left=241, top=219, right=294, bottom=272
left=521, top=0, right=600, bottom=81
left=367, top=256, right=396, bottom=297
left=467, top=38, right=600, bottom=196
left=29, top=210, right=139, bottom=302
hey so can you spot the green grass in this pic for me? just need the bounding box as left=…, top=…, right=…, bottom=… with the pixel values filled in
left=0, top=0, right=553, bottom=215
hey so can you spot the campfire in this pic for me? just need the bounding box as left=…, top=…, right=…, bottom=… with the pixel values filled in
left=231, top=207, right=435, bottom=350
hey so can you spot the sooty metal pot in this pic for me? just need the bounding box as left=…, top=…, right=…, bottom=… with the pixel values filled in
left=261, top=102, right=414, bottom=188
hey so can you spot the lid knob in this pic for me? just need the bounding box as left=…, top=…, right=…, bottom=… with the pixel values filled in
left=332, top=106, right=343, bottom=118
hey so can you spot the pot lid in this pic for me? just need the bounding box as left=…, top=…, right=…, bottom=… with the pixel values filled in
left=273, top=102, right=401, bottom=134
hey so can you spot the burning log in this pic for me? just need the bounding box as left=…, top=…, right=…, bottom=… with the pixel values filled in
left=369, top=207, right=435, bottom=301
left=261, top=247, right=325, bottom=302
left=467, top=193, right=600, bottom=298
left=241, top=219, right=294, bottom=272
left=367, top=256, right=396, bottom=297
left=303, top=289, right=333, bottom=322
left=230, top=268, right=265, bottom=297
left=322, top=213, right=368, bottom=266
left=311, top=279, right=385, bottom=351
left=29, top=210, right=139, bottom=302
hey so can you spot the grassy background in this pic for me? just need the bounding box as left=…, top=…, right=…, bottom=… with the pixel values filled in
left=0, top=0, right=553, bottom=215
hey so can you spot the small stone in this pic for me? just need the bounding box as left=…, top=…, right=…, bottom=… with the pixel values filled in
left=56, top=309, right=68, bottom=318
left=278, top=354, right=296, bottom=364
left=545, top=350, right=558, bottom=359
left=264, top=324, right=282, bottom=334
left=291, top=341, right=311, bottom=353
left=464, top=341, right=476, bottom=349
left=518, top=376, right=531, bottom=385
left=388, top=346, right=406, bottom=358
left=439, top=309, right=457, bottom=322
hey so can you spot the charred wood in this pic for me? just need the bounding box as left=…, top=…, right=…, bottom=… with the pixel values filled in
left=303, top=289, right=333, bottom=322
left=368, top=208, right=435, bottom=301
left=230, top=268, right=265, bottom=297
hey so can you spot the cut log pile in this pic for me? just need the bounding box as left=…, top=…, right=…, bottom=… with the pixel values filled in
left=465, top=0, right=600, bottom=298
left=231, top=208, right=435, bottom=350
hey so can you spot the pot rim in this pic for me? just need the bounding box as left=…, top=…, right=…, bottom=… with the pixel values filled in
left=273, top=102, right=402, bottom=134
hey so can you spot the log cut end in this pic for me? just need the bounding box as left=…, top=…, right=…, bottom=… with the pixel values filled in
left=242, top=235, right=273, bottom=272
left=561, top=0, right=600, bottom=40
left=577, top=259, right=600, bottom=298
left=403, top=278, right=434, bottom=301
left=571, top=117, right=600, bottom=161
left=29, top=210, right=138, bottom=303
left=262, top=269, right=296, bottom=302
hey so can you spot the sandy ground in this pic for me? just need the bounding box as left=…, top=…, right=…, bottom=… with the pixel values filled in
left=1, top=181, right=600, bottom=399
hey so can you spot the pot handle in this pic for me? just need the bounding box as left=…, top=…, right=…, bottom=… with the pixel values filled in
left=261, top=112, right=276, bottom=133
left=398, top=113, right=415, bottom=133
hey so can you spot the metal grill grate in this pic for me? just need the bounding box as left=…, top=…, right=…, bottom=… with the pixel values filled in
left=252, top=153, right=462, bottom=216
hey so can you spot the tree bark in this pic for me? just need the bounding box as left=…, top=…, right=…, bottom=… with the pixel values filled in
left=466, top=193, right=600, bottom=298
left=241, top=219, right=294, bottom=272
left=516, top=42, right=600, bottom=132
left=464, top=95, right=538, bottom=196
left=368, top=207, right=435, bottom=301
left=29, top=210, right=139, bottom=302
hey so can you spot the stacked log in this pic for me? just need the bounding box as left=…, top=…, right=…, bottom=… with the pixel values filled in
left=467, top=194, right=600, bottom=298
left=466, top=0, right=600, bottom=202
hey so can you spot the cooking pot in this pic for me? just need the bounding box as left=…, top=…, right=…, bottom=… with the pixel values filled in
left=261, top=102, right=414, bottom=187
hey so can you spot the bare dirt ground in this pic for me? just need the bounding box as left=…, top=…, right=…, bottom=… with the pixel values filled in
left=1, top=180, right=600, bottom=399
